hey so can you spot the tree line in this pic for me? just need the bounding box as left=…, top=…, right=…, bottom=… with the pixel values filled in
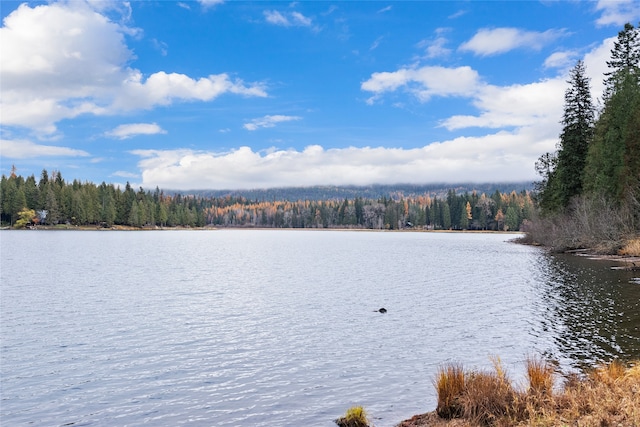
left=0, top=168, right=534, bottom=231
left=532, top=23, right=640, bottom=252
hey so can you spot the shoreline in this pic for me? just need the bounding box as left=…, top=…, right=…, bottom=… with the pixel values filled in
left=0, top=224, right=524, bottom=234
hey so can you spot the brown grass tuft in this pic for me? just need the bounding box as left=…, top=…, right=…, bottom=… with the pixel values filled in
left=459, top=369, right=516, bottom=425
left=435, top=363, right=465, bottom=419
left=525, top=356, right=555, bottom=397
left=619, top=238, right=640, bottom=256
left=431, top=358, right=640, bottom=426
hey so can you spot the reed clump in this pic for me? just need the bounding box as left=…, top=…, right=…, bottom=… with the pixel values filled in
left=335, top=405, right=370, bottom=427
left=435, top=363, right=465, bottom=419
left=432, top=357, right=640, bottom=426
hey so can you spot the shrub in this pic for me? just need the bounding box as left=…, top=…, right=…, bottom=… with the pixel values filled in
left=526, top=193, right=636, bottom=253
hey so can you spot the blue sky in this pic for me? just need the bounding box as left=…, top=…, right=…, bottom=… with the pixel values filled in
left=1, top=0, right=639, bottom=190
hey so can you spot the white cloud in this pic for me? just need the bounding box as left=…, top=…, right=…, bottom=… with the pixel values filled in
left=264, top=10, right=289, bottom=26
left=595, top=0, right=640, bottom=27
left=106, top=123, right=167, bottom=139
left=127, top=26, right=622, bottom=191
left=370, top=36, right=384, bottom=51
left=417, top=29, right=452, bottom=59
left=448, top=10, right=467, bottom=19
left=112, top=170, right=139, bottom=179
left=199, top=0, right=224, bottom=7
left=377, top=5, right=392, bottom=14
left=459, top=27, right=567, bottom=56
left=440, top=78, right=567, bottom=131
left=152, top=39, right=168, bottom=56
left=0, top=139, right=90, bottom=159
left=131, top=135, right=546, bottom=191
left=361, top=65, right=481, bottom=104
left=291, top=11, right=312, bottom=26
left=264, top=10, right=313, bottom=27
left=583, top=35, right=616, bottom=103
left=350, top=34, right=623, bottom=191
left=424, top=37, right=451, bottom=59
left=544, top=50, right=578, bottom=70
left=243, top=115, right=302, bottom=131
left=0, top=1, right=266, bottom=136
left=114, top=71, right=266, bottom=110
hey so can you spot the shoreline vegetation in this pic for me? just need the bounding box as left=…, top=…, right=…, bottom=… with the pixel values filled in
left=392, top=357, right=640, bottom=427
left=332, top=357, right=640, bottom=427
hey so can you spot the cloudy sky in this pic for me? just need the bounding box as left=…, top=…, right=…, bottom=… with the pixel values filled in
left=1, top=0, right=639, bottom=190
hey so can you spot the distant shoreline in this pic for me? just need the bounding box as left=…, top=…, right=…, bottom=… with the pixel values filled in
left=1, top=224, right=524, bottom=234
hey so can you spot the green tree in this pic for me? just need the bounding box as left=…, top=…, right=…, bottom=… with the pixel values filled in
left=128, top=199, right=140, bottom=227
left=98, top=183, right=116, bottom=226
left=584, top=23, right=640, bottom=201
left=1, top=176, right=26, bottom=225
left=535, top=152, right=559, bottom=212
left=442, top=201, right=451, bottom=230
left=505, top=206, right=519, bottom=231
left=24, top=175, right=39, bottom=209
left=553, top=60, right=595, bottom=209
left=603, top=23, right=640, bottom=100
left=44, top=186, right=60, bottom=224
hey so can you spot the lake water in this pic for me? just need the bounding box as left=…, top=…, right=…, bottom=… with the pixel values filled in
left=1, top=230, right=639, bottom=426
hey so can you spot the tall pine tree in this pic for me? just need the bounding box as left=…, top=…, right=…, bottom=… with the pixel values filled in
left=555, top=60, right=595, bottom=208
left=584, top=23, right=640, bottom=202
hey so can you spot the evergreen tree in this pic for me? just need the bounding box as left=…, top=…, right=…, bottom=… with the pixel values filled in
left=584, top=23, right=640, bottom=201
left=459, top=206, right=469, bottom=230
left=603, top=23, right=640, bottom=100
left=44, top=186, right=60, bottom=224
left=442, top=202, right=451, bottom=230
left=555, top=60, right=595, bottom=208
left=505, top=206, right=519, bottom=231
left=535, top=151, right=558, bottom=211
left=24, top=175, right=39, bottom=209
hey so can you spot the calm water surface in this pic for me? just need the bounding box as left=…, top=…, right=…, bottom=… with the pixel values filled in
left=1, top=230, right=639, bottom=426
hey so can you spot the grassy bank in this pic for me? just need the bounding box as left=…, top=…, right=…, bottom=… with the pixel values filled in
left=394, top=357, right=640, bottom=427
left=336, top=358, right=640, bottom=426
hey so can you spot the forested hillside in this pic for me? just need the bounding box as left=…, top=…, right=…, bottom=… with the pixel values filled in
left=184, top=182, right=534, bottom=203
left=0, top=168, right=534, bottom=231
left=532, top=23, right=640, bottom=253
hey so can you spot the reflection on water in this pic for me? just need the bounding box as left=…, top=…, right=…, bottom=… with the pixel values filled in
left=531, top=252, right=640, bottom=371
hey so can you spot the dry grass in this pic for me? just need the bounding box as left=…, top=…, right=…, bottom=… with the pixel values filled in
left=619, top=238, right=640, bottom=256
left=525, top=356, right=554, bottom=397
left=430, top=358, right=640, bottom=427
left=335, top=405, right=370, bottom=427
left=459, top=370, right=517, bottom=425
left=435, top=363, right=466, bottom=419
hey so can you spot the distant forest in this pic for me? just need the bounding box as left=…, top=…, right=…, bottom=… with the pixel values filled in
left=0, top=169, right=534, bottom=231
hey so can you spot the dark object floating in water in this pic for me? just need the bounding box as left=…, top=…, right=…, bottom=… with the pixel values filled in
left=377, top=308, right=387, bottom=313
